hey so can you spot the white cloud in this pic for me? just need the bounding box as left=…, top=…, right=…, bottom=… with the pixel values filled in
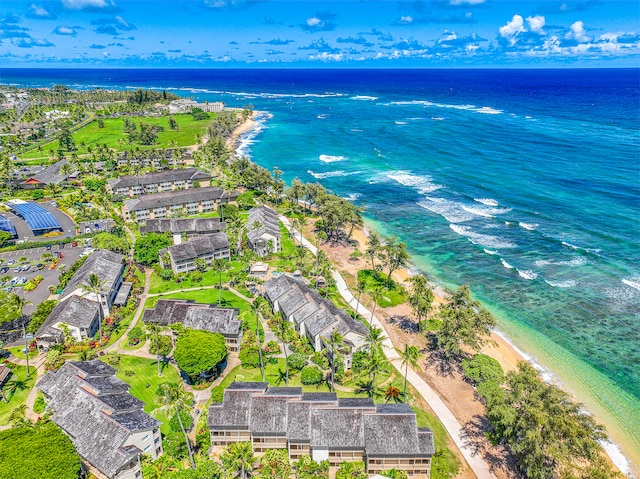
left=309, top=52, right=343, bottom=61
left=29, top=4, right=51, bottom=17
left=450, top=0, right=485, bottom=5
left=62, top=0, right=117, bottom=10
left=526, top=15, right=546, bottom=34
left=306, top=17, right=321, bottom=27
left=566, top=20, right=590, bottom=42
left=499, top=15, right=525, bottom=45
left=399, top=16, right=413, bottom=24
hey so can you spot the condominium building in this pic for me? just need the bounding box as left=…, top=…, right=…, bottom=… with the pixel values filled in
left=159, top=232, right=230, bottom=273
left=208, top=382, right=434, bottom=477
left=106, top=168, right=211, bottom=198
left=122, top=186, right=238, bottom=222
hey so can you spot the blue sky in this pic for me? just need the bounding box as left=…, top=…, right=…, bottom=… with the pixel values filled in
left=1, top=0, right=639, bottom=67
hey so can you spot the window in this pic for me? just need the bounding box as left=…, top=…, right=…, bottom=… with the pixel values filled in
left=142, top=434, right=149, bottom=442
left=143, top=444, right=151, bottom=452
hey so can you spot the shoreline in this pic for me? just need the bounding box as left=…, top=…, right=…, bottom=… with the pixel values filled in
left=229, top=114, right=636, bottom=478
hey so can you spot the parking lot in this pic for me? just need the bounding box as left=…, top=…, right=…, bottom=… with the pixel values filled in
left=1, top=242, right=88, bottom=315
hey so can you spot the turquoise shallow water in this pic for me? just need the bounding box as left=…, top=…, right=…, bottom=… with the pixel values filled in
left=3, top=68, right=639, bottom=471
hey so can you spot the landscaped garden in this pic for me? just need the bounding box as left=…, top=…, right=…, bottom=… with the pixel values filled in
left=0, top=364, right=38, bottom=425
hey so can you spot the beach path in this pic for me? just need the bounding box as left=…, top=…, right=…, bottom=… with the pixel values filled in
left=280, top=215, right=497, bottom=479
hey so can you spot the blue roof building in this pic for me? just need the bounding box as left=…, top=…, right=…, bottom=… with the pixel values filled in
left=7, top=200, right=62, bottom=235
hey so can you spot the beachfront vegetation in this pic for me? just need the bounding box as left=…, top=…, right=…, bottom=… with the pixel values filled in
left=476, top=361, right=621, bottom=479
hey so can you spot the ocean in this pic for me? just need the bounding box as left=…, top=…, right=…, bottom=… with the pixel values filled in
left=2, top=68, right=639, bottom=473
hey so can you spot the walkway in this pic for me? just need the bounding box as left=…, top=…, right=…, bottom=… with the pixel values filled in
left=279, top=215, right=496, bottom=479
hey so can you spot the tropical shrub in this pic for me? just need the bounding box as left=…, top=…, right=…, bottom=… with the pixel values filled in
left=462, top=353, right=504, bottom=386
left=239, top=345, right=261, bottom=369
left=127, top=326, right=145, bottom=345
left=263, top=340, right=281, bottom=354
left=169, top=411, right=193, bottom=433
left=174, top=330, right=228, bottom=381
left=311, top=351, right=329, bottom=369
left=287, top=353, right=308, bottom=372
left=300, top=365, right=323, bottom=385
left=149, top=335, right=172, bottom=356
left=162, top=431, right=188, bottom=460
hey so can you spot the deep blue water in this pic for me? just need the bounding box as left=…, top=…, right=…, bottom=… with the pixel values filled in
left=2, top=68, right=639, bottom=466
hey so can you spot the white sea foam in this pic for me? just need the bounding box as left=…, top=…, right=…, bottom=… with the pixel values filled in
left=518, top=269, right=539, bottom=280
left=484, top=249, right=499, bottom=255
left=388, top=100, right=434, bottom=106
left=431, top=117, right=445, bottom=121
left=307, top=170, right=361, bottom=179
left=622, top=278, right=640, bottom=292
left=351, top=129, right=363, bottom=132
left=319, top=154, right=346, bottom=163
left=462, top=205, right=512, bottom=218
left=388, top=172, right=443, bottom=194
left=535, top=257, right=587, bottom=267
left=394, top=121, right=408, bottom=125
left=519, top=222, right=539, bottom=231
left=474, top=198, right=499, bottom=207
left=545, top=279, right=577, bottom=288
left=343, top=193, right=361, bottom=201
left=351, top=95, right=378, bottom=101
left=475, top=106, right=504, bottom=115
left=317, top=114, right=328, bottom=119
left=449, top=224, right=517, bottom=249
left=562, top=241, right=602, bottom=255
left=599, top=440, right=635, bottom=478
left=501, top=258, right=514, bottom=269
left=419, top=198, right=475, bottom=224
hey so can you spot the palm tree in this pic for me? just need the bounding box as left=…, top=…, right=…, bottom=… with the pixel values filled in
left=354, top=276, right=366, bottom=318
left=273, top=312, right=289, bottom=386
left=220, top=441, right=254, bottom=479
left=369, top=285, right=384, bottom=326
left=212, top=259, right=230, bottom=306
left=156, top=382, right=195, bottom=469
left=81, top=273, right=107, bottom=342
left=398, top=344, right=420, bottom=403
left=147, top=323, right=164, bottom=377
left=77, top=348, right=96, bottom=361
left=385, top=385, right=401, bottom=403
left=325, top=330, right=344, bottom=392
left=409, top=274, right=434, bottom=331
left=365, top=231, right=382, bottom=271
left=251, top=301, right=265, bottom=382
left=365, top=326, right=386, bottom=359
left=367, top=351, right=389, bottom=396
left=10, top=294, right=32, bottom=377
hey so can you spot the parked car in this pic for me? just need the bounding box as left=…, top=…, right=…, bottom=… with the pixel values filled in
left=59, top=243, right=65, bottom=249
left=21, top=265, right=31, bottom=272
left=7, top=260, right=15, bottom=265
left=36, top=263, right=44, bottom=270
left=0, top=267, right=8, bottom=274
left=71, top=241, right=78, bottom=247
left=46, top=244, right=52, bottom=250
left=13, top=267, right=21, bottom=273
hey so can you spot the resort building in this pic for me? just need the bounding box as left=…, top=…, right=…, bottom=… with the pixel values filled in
left=122, top=186, right=239, bottom=222
left=263, top=275, right=368, bottom=369
left=168, top=99, right=224, bottom=114
left=246, top=206, right=281, bottom=257
left=106, top=167, right=211, bottom=198
left=159, top=232, right=230, bottom=274
left=143, top=299, right=242, bottom=352
left=38, top=360, right=162, bottom=479
left=19, top=159, right=76, bottom=189
left=35, top=249, right=126, bottom=348
left=116, top=150, right=195, bottom=170
left=208, top=382, right=434, bottom=476
left=140, top=217, right=226, bottom=238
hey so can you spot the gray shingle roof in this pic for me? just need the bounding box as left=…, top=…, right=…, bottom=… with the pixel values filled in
left=207, top=389, right=254, bottom=429
left=25, top=159, right=74, bottom=185
left=64, top=249, right=124, bottom=297
left=247, top=206, right=280, bottom=244
left=364, top=413, right=434, bottom=456
left=143, top=299, right=240, bottom=338
left=36, top=296, right=99, bottom=337
left=249, top=395, right=290, bottom=435
left=140, top=217, right=225, bottom=235
left=310, top=408, right=365, bottom=448
left=166, top=233, right=229, bottom=263
left=264, top=387, right=303, bottom=396
left=124, top=186, right=238, bottom=212
left=107, top=168, right=210, bottom=189
left=37, top=361, right=160, bottom=478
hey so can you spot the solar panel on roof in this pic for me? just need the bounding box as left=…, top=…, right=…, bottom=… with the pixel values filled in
left=8, top=202, right=61, bottom=233
left=0, top=215, right=16, bottom=236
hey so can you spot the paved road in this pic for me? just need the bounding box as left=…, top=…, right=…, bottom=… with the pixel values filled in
left=279, top=215, right=496, bottom=479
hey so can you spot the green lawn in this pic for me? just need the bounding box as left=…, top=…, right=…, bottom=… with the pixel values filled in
left=101, top=354, right=182, bottom=434
left=7, top=347, right=39, bottom=361
left=358, top=269, right=409, bottom=308
left=145, top=289, right=251, bottom=313
left=21, top=114, right=212, bottom=160
left=413, top=403, right=461, bottom=478
left=0, top=364, right=38, bottom=425
left=148, top=260, right=248, bottom=294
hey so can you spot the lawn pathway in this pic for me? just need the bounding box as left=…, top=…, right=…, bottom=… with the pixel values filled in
left=280, top=215, right=496, bottom=479
left=106, top=268, right=152, bottom=352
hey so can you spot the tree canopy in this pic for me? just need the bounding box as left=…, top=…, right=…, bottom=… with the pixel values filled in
left=437, top=285, right=496, bottom=359
left=134, top=232, right=171, bottom=266
left=174, top=330, right=228, bottom=380
left=91, top=232, right=128, bottom=254
left=0, top=421, right=82, bottom=479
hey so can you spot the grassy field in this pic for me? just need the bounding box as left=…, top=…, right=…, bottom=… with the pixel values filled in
left=7, top=347, right=39, bottom=361
left=103, top=354, right=182, bottom=434
left=21, top=114, right=211, bottom=160
left=358, top=269, right=409, bottom=308
left=148, top=260, right=248, bottom=294
left=0, top=364, right=38, bottom=425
